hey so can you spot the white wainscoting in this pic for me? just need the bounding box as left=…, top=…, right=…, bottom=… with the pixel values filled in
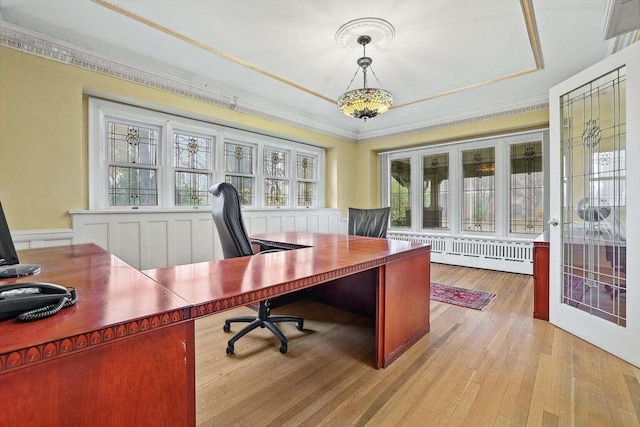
left=12, top=229, right=76, bottom=250
left=13, top=216, right=532, bottom=274
left=388, top=231, right=533, bottom=275
left=69, top=209, right=341, bottom=270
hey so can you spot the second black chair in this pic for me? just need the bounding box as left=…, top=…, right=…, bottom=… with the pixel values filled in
left=209, top=182, right=303, bottom=355
left=348, top=207, right=391, bottom=238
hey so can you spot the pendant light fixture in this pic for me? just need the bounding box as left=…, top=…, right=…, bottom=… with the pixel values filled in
left=337, top=35, right=393, bottom=121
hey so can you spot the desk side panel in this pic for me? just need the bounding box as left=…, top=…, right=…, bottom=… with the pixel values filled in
left=0, top=322, right=195, bottom=427
left=381, top=250, right=431, bottom=368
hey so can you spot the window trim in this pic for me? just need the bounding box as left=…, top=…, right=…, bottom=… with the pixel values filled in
left=381, top=129, right=549, bottom=239
left=89, top=98, right=324, bottom=211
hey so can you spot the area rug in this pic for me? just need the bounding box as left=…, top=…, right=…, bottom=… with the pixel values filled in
left=430, top=283, right=496, bottom=310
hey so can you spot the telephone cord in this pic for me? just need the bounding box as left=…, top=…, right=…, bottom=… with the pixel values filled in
left=17, top=288, right=78, bottom=322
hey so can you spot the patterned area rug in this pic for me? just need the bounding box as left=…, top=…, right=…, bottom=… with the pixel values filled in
left=430, top=283, right=496, bottom=310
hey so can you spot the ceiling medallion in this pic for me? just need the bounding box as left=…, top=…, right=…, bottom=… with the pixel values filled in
left=335, top=18, right=395, bottom=51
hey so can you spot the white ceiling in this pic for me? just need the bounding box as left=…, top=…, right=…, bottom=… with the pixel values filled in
left=0, top=0, right=628, bottom=141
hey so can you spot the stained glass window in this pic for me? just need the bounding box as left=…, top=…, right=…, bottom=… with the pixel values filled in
left=461, top=147, right=495, bottom=232
left=91, top=99, right=324, bottom=210
left=174, top=133, right=213, bottom=206
left=264, top=148, right=289, bottom=206
left=225, top=142, right=255, bottom=206
left=107, top=120, right=159, bottom=206
left=422, top=153, right=449, bottom=230
left=510, top=141, right=543, bottom=234
left=390, top=158, right=411, bottom=228
left=296, top=154, right=317, bottom=207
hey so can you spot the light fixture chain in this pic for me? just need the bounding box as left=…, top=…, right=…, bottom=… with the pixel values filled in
left=343, top=66, right=361, bottom=92
left=369, top=66, right=385, bottom=88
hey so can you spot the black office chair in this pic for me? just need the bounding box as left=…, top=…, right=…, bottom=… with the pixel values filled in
left=348, top=207, right=391, bottom=238
left=209, top=182, right=304, bottom=355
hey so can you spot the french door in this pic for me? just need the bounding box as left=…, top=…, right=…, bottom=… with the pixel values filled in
left=549, top=41, right=639, bottom=367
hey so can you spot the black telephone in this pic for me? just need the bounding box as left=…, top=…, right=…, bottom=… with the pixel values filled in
left=0, top=282, right=78, bottom=322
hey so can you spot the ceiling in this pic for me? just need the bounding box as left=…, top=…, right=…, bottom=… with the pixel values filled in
left=0, top=0, right=632, bottom=141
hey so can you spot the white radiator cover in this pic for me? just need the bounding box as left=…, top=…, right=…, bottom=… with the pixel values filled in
left=388, top=231, right=533, bottom=275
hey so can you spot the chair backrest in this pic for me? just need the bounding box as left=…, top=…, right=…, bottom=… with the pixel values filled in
left=347, top=207, right=391, bottom=238
left=209, top=182, right=254, bottom=259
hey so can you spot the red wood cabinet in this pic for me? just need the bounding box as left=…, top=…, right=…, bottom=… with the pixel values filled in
left=533, top=232, right=550, bottom=321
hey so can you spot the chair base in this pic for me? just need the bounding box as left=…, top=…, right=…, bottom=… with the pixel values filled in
left=224, top=300, right=304, bottom=354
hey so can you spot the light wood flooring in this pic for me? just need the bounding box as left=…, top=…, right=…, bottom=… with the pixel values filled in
left=195, top=264, right=640, bottom=426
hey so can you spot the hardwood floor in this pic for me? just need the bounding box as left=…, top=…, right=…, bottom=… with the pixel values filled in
left=195, top=264, right=640, bottom=426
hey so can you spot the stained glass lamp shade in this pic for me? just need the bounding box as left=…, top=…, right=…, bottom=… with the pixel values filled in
left=338, top=87, right=393, bottom=120
left=337, top=35, right=393, bottom=121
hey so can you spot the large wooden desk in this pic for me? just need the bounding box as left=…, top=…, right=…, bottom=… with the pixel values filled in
left=0, top=244, right=195, bottom=426
left=145, top=232, right=431, bottom=369
left=0, top=233, right=430, bottom=426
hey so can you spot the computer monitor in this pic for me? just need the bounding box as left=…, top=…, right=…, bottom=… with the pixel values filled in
left=0, top=202, right=41, bottom=279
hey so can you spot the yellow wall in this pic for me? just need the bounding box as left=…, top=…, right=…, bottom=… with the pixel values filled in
left=0, top=46, right=353, bottom=229
left=0, top=45, right=549, bottom=230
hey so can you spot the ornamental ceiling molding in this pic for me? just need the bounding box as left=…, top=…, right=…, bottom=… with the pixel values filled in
left=0, top=20, right=352, bottom=141
left=357, top=95, right=550, bottom=142
left=2, top=20, right=548, bottom=143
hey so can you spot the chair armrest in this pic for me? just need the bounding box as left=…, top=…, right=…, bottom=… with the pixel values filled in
left=250, top=239, right=290, bottom=254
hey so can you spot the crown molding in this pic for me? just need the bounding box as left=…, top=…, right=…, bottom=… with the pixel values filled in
left=2, top=20, right=550, bottom=144
left=356, top=95, right=549, bottom=142
left=0, top=20, right=357, bottom=142
left=607, top=30, right=638, bottom=56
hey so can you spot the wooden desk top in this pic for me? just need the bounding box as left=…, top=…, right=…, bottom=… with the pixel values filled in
left=144, top=232, right=429, bottom=318
left=0, top=244, right=191, bottom=371
left=0, top=234, right=429, bottom=373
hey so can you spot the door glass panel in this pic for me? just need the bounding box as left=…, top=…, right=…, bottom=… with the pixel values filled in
left=560, top=67, right=627, bottom=326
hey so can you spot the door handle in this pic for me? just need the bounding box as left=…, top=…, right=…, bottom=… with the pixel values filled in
left=549, top=219, right=559, bottom=227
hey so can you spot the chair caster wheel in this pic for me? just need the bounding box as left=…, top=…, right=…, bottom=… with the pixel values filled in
left=279, top=343, right=288, bottom=353
left=296, top=321, right=304, bottom=331
left=226, top=345, right=234, bottom=355
left=223, top=324, right=230, bottom=332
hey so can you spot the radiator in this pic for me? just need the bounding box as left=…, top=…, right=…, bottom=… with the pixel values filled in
left=388, top=232, right=533, bottom=275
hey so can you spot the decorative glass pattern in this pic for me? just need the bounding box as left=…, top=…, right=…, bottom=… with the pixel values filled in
left=296, top=154, right=317, bottom=207
left=108, top=166, right=157, bottom=206
left=265, top=179, right=289, bottom=206
left=297, top=155, right=315, bottom=180
left=264, top=148, right=288, bottom=177
left=390, top=158, right=411, bottom=228
left=263, top=148, right=289, bottom=206
left=225, top=142, right=254, bottom=174
left=225, top=176, right=254, bottom=206
left=422, top=153, right=449, bottom=229
left=225, top=142, right=255, bottom=206
left=175, top=172, right=209, bottom=206
left=107, top=120, right=159, bottom=206
left=297, top=182, right=316, bottom=206
left=462, top=147, right=495, bottom=232
left=174, top=133, right=211, bottom=170
left=108, top=121, right=158, bottom=165
left=560, top=66, right=626, bottom=326
left=510, top=141, right=543, bottom=234
left=173, top=133, right=212, bottom=206
left=338, top=88, right=394, bottom=120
